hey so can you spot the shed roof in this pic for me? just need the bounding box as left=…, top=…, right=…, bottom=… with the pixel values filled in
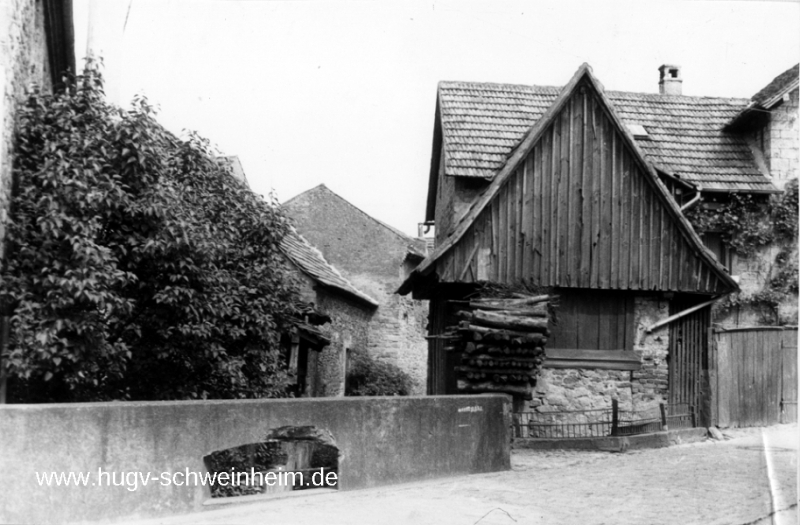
left=280, top=229, right=379, bottom=307
left=434, top=80, right=777, bottom=195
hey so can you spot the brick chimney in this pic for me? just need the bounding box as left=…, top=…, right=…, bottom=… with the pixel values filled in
left=658, top=64, right=682, bottom=96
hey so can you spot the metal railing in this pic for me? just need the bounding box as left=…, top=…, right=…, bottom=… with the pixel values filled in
left=512, top=401, right=696, bottom=439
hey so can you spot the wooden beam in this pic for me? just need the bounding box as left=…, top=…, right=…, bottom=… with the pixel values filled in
left=645, top=297, right=720, bottom=333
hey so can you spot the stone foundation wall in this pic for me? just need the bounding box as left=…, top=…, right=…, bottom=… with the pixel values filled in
left=0, top=0, right=51, bottom=258
left=526, top=295, right=670, bottom=422
left=631, top=295, right=670, bottom=410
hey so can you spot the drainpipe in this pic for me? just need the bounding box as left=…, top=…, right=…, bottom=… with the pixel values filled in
left=644, top=296, right=722, bottom=333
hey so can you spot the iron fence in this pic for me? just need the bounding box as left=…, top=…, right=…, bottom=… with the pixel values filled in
left=512, top=401, right=695, bottom=439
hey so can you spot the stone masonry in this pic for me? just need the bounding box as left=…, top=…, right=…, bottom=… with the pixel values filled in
left=0, top=0, right=52, bottom=258
left=763, top=88, right=799, bottom=189
left=716, top=244, right=799, bottom=328
left=313, top=290, right=372, bottom=397
left=528, top=295, right=670, bottom=420
left=722, top=83, right=799, bottom=328
left=284, top=185, right=429, bottom=395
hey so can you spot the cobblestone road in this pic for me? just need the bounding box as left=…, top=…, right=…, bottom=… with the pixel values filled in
left=129, top=424, right=797, bottom=525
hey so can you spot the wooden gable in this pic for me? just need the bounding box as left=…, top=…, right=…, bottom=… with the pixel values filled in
left=404, top=65, right=737, bottom=296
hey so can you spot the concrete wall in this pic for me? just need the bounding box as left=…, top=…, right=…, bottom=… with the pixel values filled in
left=284, top=185, right=429, bottom=394
left=527, top=295, right=670, bottom=416
left=0, top=395, right=511, bottom=524
left=0, top=0, right=51, bottom=258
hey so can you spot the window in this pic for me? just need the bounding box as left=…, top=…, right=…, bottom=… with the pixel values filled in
left=545, top=290, right=640, bottom=370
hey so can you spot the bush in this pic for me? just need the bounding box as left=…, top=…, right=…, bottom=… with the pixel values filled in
left=345, top=350, right=413, bottom=396
left=1, top=62, right=301, bottom=402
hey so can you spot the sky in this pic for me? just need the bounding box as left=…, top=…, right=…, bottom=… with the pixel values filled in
left=73, top=0, right=800, bottom=236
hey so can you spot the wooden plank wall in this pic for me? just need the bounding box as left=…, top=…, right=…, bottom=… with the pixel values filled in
left=436, top=80, right=727, bottom=294
left=781, top=330, right=798, bottom=424
left=548, top=290, right=635, bottom=351
left=714, top=328, right=798, bottom=428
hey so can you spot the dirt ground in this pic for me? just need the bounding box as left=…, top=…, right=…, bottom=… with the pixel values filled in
left=128, top=424, right=798, bottom=525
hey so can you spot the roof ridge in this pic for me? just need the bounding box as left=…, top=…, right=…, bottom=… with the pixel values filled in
left=439, top=79, right=750, bottom=103
left=282, top=183, right=328, bottom=208
left=291, top=184, right=424, bottom=249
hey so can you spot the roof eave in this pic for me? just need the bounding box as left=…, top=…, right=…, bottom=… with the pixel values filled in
left=700, top=187, right=783, bottom=195
left=316, top=282, right=379, bottom=309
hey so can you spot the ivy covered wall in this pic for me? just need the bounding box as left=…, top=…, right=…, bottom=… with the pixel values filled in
left=686, top=179, right=798, bottom=327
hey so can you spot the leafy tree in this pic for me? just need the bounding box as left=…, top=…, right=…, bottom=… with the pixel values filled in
left=1, top=63, right=301, bottom=402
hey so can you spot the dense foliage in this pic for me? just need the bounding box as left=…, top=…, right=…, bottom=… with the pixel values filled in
left=686, top=179, right=798, bottom=324
left=345, top=349, right=413, bottom=397
left=1, top=65, right=301, bottom=401
left=685, top=179, right=798, bottom=257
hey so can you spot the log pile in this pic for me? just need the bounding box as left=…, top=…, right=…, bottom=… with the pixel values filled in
left=442, top=294, right=552, bottom=400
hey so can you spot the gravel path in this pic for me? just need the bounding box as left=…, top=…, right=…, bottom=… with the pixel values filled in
left=127, top=424, right=797, bottom=525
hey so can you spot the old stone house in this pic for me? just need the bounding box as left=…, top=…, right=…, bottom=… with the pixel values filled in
left=284, top=184, right=429, bottom=394
left=399, top=62, right=797, bottom=421
left=279, top=228, right=378, bottom=397
left=1, top=0, right=74, bottom=259
left=221, top=158, right=379, bottom=398
left=715, top=64, right=799, bottom=327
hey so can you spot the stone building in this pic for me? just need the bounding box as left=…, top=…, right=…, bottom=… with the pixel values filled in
left=716, top=64, right=799, bottom=327
left=284, top=184, right=429, bottom=394
left=279, top=228, right=378, bottom=397
left=399, top=62, right=797, bottom=421
left=221, top=157, right=379, bottom=398
left=1, top=0, right=74, bottom=259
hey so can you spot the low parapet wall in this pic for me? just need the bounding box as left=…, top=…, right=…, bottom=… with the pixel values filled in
left=0, top=395, right=511, bottom=524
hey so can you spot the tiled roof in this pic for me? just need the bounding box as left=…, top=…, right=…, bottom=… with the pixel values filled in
left=752, top=64, right=799, bottom=108
left=280, top=229, right=378, bottom=307
left=438, top=81, right=777, bottom=193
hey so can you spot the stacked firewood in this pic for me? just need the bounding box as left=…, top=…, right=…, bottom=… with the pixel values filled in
left=444, top=294, right=552, bottom=400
